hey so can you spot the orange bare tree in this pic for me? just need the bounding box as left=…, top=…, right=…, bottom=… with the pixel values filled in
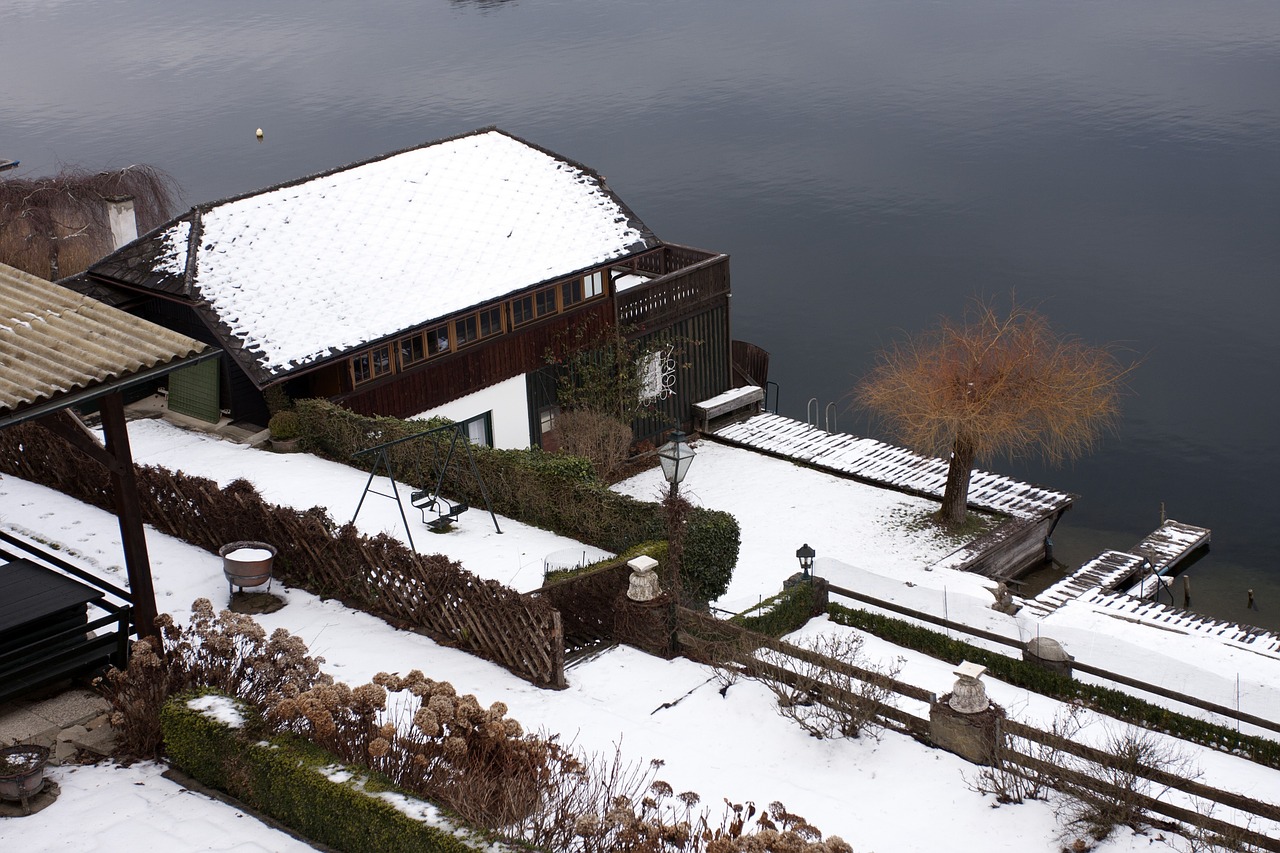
left=856, top=297, right=1132, bottom=527
left=0, top=165, right=177, bottom=280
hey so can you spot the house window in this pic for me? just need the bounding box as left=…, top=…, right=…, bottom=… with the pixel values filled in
left=585, top=271, right=604, bottom=298
left=511, top=295, right=535, bottom=326
left=351, top=344, right=393, bottom=385
left=456, top=308, right=503, bottom=348
left=479, top=306, right=503, bottom=338
left=535, top=287, right=557, bottom=318
left=561, top=277, right=584, bottom=307
left=426, top=324, right=450, bottom=357
left=399, top=333, right=426, bottom=368
left=539, top=405, right=559, bottom=435
left=537, top=405, right=560, bottom=452
left=455, top=314, right=478, bottom=346
left=638, top=347, right=675, bottom=403
left=458, top=412, right=492, bottom=447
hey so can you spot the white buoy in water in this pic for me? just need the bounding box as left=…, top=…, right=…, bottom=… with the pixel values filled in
left=255, top=128, right=264, bottom=141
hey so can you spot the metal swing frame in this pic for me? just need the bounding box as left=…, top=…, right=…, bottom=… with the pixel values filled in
left=350, top=423, right=502, bottom=551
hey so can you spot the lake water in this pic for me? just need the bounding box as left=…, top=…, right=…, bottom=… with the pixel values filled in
left=4, top=0, right=1278, bottom=627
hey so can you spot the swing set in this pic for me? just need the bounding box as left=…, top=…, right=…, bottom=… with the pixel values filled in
left=350, top=423, right=501, bottom=551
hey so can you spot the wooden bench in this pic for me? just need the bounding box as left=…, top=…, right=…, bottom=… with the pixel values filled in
left=694, top=386, right=765, bottom=431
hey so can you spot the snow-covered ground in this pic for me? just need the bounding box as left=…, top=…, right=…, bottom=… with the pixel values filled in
left=2, top=417, right=1278, bottom=852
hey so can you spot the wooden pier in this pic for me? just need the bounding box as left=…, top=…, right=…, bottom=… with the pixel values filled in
left=1024, top=519, right=1211, bottom=618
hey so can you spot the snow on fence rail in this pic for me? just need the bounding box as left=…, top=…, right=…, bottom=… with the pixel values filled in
left=0, top=422, right=566, bottom=689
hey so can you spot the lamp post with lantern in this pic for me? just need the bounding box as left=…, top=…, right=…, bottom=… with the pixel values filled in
left=657, top=430, right=695, bottom=602
left=796, top=543, right=816, bottom=581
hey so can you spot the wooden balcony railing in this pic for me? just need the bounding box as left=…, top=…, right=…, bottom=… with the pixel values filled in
left=616, top=246, right=729, bottom=329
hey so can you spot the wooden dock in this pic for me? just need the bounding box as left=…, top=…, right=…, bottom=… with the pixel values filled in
left=1082, top=589, right=1280, bottom=654
left=712, top=413, right=1073, bottom=520
left=1024, top=519, right=1211, bottom=619
left=1131, top=519, right=1211, bottom=573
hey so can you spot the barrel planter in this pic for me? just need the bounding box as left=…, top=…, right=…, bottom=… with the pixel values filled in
left=0, top=744, right=50, bottom=811
left=219, top=541, right=277, bottom=594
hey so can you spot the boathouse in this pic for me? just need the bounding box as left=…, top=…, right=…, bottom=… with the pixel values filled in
left=66, top=128, right=733, bottom=448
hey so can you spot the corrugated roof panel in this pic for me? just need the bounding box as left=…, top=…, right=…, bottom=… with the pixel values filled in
left=0, top=262, right=209, bottom=417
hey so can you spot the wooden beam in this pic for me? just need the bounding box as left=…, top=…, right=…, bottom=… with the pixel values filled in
left=35, top=410, right=126, bottom=475
left=98, top=393, right=159, bottom=640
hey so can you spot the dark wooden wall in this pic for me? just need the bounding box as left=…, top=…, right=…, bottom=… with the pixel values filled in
left=140, top=297, right=269, bottom=425
left=335, top=301, right=615, bottom=420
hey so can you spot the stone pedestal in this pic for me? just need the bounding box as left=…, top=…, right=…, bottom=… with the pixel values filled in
left=1023, top=637, right=1073, bottom=678
left=929, top=700, right=1005, bottom=766
left=614, top=593, right=676, bottom=659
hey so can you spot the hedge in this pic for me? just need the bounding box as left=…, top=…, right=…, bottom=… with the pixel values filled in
left=293, top=399, right=740, bottom=603
left=827, top=603, right=1280, bottom=769
left=160, top=692, right=501, bottom=853
left=732, top=581, right=825, bottom=638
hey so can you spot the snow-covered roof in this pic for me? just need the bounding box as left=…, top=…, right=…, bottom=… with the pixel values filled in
left=89, top=128, right=659, bottom=382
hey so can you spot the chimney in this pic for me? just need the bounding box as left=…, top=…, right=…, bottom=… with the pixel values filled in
left=106, top=196, right=138, bottom=249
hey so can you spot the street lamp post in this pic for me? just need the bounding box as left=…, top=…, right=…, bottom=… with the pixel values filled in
left=657, top=430, right=695, bottom=602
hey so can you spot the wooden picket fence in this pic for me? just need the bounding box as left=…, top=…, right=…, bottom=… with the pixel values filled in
left=0, top=422, right=565, bottom=688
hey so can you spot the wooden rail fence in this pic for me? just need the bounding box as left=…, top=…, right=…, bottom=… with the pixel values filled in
left=676, top=608, right=1279, bottom=847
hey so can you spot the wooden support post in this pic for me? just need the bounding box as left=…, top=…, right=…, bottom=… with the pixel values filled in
left=99, top=392, right=159, bottom=641
left=1182, top=575, right=1191, bottom=608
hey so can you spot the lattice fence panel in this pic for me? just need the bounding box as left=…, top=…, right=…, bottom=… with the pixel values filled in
left=0, top=422, right=565, bottom=688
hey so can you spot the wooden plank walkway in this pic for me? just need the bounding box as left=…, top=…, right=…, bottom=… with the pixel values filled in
left=1024, top=519, right=1213, bottom=619
left=712, top=413, right=1073, bottom=520
left=1082, top=589, right=1280, bottom=655
left=1022, top=550, right=1147, bottom=618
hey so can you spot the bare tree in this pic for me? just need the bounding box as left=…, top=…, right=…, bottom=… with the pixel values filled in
left=856, top=296, right=1132, bottom=527
left=0, top=164, right=178, bottom=279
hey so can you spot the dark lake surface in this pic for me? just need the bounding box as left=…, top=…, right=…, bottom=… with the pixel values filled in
left=4, top=0, right=1278, bottom=627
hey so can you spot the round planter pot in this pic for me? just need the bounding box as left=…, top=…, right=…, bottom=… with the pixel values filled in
left=0, top=745, right=50, bottom=803
left=220, top=540, right=277, bottom=592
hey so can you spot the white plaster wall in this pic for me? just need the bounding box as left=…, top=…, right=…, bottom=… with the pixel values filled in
left=409, top=374, right=531, bottom=449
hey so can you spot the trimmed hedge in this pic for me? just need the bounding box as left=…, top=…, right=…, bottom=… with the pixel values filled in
left=827, top=603, right=1280, bottom=769
left=732, top=581, right=825, bottom=638
left=294, top=399, right=739, bottom=603
left=160, top=692, right=497, bottom=853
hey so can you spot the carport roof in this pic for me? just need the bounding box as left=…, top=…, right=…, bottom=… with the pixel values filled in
left=0, top=262, right=214, bottom=428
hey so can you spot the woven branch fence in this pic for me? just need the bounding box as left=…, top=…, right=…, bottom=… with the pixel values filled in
left=0, top=422, right=566, bottom=688
left=676, top=609, right=1279, bottom=846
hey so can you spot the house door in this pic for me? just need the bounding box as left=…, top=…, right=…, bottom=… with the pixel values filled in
left=167, top=357, right=221, bottom=423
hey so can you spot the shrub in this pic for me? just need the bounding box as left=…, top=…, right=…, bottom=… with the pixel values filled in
left=268, top=409, right=302, bottom=440
left=731, top=582, right=822, bottom=638
left=753, top=633, right=902, bottom=741
left=96, top=600, right=329, bottom=759
left=551, top=409, right=633, bottom=482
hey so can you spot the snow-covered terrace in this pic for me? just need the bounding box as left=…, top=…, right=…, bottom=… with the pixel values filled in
left=3, top=418, right=1280, bottom=851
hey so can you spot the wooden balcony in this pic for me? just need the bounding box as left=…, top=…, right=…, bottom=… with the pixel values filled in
left=615, top=245, right=730, bottom=330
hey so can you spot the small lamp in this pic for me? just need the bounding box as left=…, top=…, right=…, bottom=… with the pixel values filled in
left=796, top=543, right=815, bottom=580
left=657, top=430, right=696, bottom=491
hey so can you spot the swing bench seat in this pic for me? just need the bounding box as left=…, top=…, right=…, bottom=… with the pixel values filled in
left=410, top=489, right=468, bottom=529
